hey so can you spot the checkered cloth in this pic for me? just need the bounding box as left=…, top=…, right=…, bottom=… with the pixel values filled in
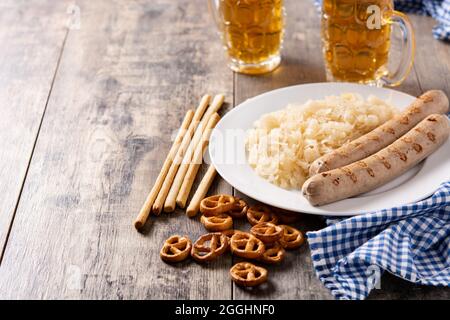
left=307, top=182, right=450, bottom=300
left=313, top=0, right=450, bottom=41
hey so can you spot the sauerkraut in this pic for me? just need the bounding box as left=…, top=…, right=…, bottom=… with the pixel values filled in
left=245, top=93, right=397, bottom=189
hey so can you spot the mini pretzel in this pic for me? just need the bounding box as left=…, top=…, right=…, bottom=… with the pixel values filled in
left=250, top=222, right=283, bottom=243
left=191, top=233, right=229, bottom=262
left=227, top=198, right=248, bottom=219
left=272, top=207, right=301, bottom=224
left=230, top=262, right=268, bottom=287
left=230, top=232, right=265, bottom=259
left=259, top=242, right=285, bottom=264
left=222, top=229, right=244, bottom=242
left=221, top=229, right=244, bottom=252
left=160, top=235, right=192, bottom=263
left=200, top=195, right=235, bottom=215
left=246, top=205, right=279, bottom=226
left=200, top=214, right=233, bottom=232
left=279, top=225, right=305, bottom=250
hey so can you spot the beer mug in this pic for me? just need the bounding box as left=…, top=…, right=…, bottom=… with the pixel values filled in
left=321, top=0, right=415, bottom=86
left=208, top=0, right=285, bottom=75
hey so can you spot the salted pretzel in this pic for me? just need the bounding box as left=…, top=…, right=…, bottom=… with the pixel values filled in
left=259, top=242, right=285, bottom=264
left=230, top=262, right=268, bottom=287
left=191, top=233, right=229, bottom=262
left=250, top=222, right=283, bottom=243
left=160, top=235, right=192, bottom=263
left=227, top=198, right=248, bottom=219
left=279, top=225, right=305, bottom=250
left=200, top=213, right=233, bottom=232
left=200, top=195, right=235, bottom=215
left=246, top=205, right=279, bottom=226
left=230, top=232, right=265, bottom=259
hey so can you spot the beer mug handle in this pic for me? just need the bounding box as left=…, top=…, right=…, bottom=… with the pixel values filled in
left=381, top=11, right=416, bottom=87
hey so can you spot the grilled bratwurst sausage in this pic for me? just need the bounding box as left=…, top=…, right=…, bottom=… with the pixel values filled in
left=309, top=90, right=449, bottom=176
left=303, top=114, right=450, bottom=206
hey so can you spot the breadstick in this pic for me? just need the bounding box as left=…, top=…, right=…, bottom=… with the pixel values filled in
left=164, top=113, right=221, bottom=212
left=309, top=90, right=449, bottom=176
left=303, top=114, right=450, bottom=206
left=133, top=109, right=194, bottom=229
left=152, top=95, right=211, bottom=215
left=163, top=94, right=225, bottom=212
left=176, top=113, right=220, bottom=208
left=186, top=165, right=217, bottom=217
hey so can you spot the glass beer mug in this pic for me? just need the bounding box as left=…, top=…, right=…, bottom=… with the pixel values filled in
left=321, top=0, right=415, bottom=86
left=208, top=0, right=285, bottom=75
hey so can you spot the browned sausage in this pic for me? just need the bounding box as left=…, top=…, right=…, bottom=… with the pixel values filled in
left=309, top=90, right=449, bottom=176
left=302, top=114, right=450, bottom=206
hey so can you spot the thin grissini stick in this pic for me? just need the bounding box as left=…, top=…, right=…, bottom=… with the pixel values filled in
left=176, top=114, right=221, bottom=208
left=163, top=94, right=225, bottom=212
left=198, top=94, right=225, bottom=132
left=164, top=113, right=221, bottom=212
left=133, top=109, right=194, bottom=229
left=309, top=90, right=449, bottom=176
left=152, top=95, right=211, bottom=215
left=175, top=94, right=224, bottom=170
left=186, top=164, right=217, bottom=217
left=303, top=114, right=450, bottom=206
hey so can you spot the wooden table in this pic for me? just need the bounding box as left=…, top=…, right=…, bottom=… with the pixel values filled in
left=0, top=0, right=449, bottom=300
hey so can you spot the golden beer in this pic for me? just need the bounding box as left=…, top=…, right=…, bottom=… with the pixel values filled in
left=210, top=0, right=284, bottom=74
left=321, top=0, right=415, bottom=85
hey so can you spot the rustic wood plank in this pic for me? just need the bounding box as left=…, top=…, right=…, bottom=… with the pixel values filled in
left=232, top=0, right=333, bottom=300
left=0, top=0, right=69, bottom=257
left=0, top=0, right=233, bottom=299
left=368, top=13, right=450, bottom=300
left=1, top=0, right=448, bottom=300
left=408, top=14, right=450, bottom=97
left=369, top=272, right=450, bottom=300
left=233, top=3, right=450, bottom=300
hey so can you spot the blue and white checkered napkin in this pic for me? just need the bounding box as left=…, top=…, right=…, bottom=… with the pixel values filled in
left=306, top=182, right=450, bottom=300
left=313, top=0, right=450, bottom=41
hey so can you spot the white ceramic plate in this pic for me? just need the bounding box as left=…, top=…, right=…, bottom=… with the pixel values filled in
left=209, top=83, right=450, bottom=216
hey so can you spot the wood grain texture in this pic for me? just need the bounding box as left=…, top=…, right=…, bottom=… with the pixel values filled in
left=367, top=14, right=450, bottom=300
left=0, top=0, right=449, bottom=300
left=232, top=0, right=333, bottom=300
left=233, top=2, right=450, bottom=300
left=0, top=0, right=233, bottom=299
left=0, top=0, right=69, bottom=257
left=408, top=15, right=450, bottom=97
